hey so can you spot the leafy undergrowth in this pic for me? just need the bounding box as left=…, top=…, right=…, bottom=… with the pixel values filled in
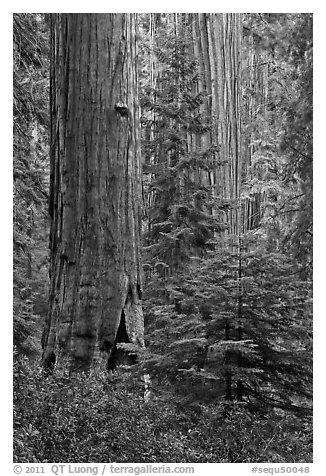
left=14, top=357, right=312, bottom=463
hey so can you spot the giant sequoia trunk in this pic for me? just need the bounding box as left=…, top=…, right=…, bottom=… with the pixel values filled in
left=186, top=14, right=243, bottom=400
left=188, top=13, right=242, bottom=238
left=42, top=14, right=144, bottom=371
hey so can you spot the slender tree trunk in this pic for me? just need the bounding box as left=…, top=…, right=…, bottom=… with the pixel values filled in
left=42, top=14, right=144, bottom=371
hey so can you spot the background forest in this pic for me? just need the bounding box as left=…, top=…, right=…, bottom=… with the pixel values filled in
left=13, top=13, right=313, bottom=463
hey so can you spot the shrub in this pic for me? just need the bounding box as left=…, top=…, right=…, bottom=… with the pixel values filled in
left=14, top=357, right=312, bottom=463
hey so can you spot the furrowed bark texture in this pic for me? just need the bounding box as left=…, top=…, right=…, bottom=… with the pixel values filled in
left=42, top=14, right=143, bottom=370
left=186, top=13, right=242, bottom=400
left=189, top=13, right=242, bottom=238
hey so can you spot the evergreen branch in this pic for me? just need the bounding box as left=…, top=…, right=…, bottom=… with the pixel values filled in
left=282, top=139, right=312, bottom=162
left=244, top=383, right=312, bottom=416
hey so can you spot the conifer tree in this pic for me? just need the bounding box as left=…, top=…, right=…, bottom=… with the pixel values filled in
left=140, top=17, right=224, bottom=277
left=140, top=14, right=312, bottom=417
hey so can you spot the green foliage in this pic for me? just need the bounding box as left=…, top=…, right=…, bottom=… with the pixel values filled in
left=13, top=14, right=50, bottom=355
left=142, top=236, right=312, bottom=415
left=242, top=14, right=312, bottom=276
left=278, top=15, right=313, bottom=276
left=140, top=20, right=223, bottom=274
left=14, top=357, right=312, bottom=463
left=13, top=13, right=313, bottom=465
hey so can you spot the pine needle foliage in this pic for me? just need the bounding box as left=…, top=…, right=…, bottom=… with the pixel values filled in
left=142, top=235, right=312, bottom=416
left=243, top=14, right=313, bottom=277
left=140, top=20, right=224, bottom=275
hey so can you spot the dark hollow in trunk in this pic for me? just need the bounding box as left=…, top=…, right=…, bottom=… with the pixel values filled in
left=106, top=311, right=137, bottom=371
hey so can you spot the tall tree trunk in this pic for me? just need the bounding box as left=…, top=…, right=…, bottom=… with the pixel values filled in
left=42, top=13, right=144, bottom=371
left=188, top=13, right=243, bottom=399
left=241, top=17, right=269, bottom=233
left=208, top=13, right=242, bottom=238
left=188, top=14, right=242, bottom=238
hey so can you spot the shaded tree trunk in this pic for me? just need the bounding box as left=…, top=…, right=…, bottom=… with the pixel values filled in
left=188, top=14, right=242, bottom=238
left=241, top=17, right=269, bottom=233
left=188, top=13, right=243, bottom=400
left=42, top=13, right=144, bottom=371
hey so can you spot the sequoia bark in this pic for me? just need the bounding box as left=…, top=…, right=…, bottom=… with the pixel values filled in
left=42, top=14, right=144, bottom=371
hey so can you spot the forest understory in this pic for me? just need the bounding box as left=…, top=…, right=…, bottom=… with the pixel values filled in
left=13, top=13, right=313, bottom=464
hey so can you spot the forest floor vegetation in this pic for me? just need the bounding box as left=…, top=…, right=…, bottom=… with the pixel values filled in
left=14, top=357, right=312, bottom=464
